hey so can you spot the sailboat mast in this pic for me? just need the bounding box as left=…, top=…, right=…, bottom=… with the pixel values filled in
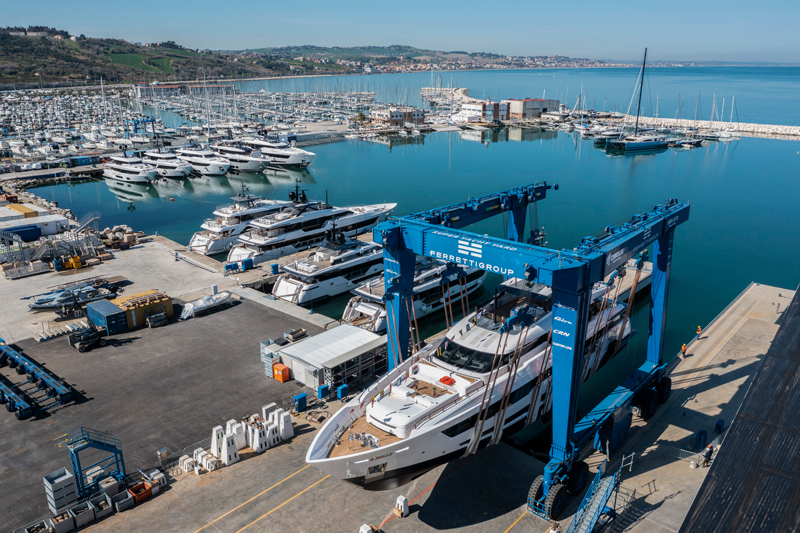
left=634, top=48, right=647, bottom=136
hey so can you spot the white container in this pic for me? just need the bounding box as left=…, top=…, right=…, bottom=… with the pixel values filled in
left=89, top=493, right=114, bottom=520
left=49, top=513, right=75, bottom=533
left=69, top=501, right=95, bottom=527
left=111, top=490, right=133, bottom=512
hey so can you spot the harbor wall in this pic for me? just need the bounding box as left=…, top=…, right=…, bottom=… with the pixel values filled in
left=619, top=115, right=800, bottom=139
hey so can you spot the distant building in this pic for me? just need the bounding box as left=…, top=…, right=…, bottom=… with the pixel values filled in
left=454, top=98, right=508, bottom=123
left=502, top=98, right=559, bottom=119
left=26, top=32, right=47, bottom=37
left=370, top=107, right=425, bottom=127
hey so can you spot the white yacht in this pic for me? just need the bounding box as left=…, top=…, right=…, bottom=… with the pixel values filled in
left=307, top=278, right=633, bottom=490
left=188, top=186, right=290, bottom=255
left=342, top=258, right=487, bottom=333
left=238, top=137, right=316, bottom=167
left=211, top=144, right=271, bottom=172
left=102, top=156, right=156, bottom=183
left=175, top=149, right=231, bottom=176
left=227, top=201, right=395, bottom=265
left=142, top=151, right=193, bottom=178
left=272, top=236, right=384, bottom=305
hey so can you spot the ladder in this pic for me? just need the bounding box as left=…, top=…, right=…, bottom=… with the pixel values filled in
left=566, top=462, right=621, bottom=533
left=75, top=211, right=101, bottom=234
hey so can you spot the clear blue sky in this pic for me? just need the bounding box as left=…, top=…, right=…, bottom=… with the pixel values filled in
left=4, top=0, right=799, bottom=63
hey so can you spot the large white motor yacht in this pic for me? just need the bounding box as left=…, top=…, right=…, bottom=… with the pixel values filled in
left=102, top=156, right=156, bottom=183
left=307, top=278, right=633, bottom=489
left=342, top=258, right=487, bottom=333
left=142, top=151, right=193, bottom=178
left=211, top=144, right=271, bottom=172
left=175, top=149, right=231, bottom=176
left=238, top=137, right=316, bottom=167
left=272, top=235, right=384, bottom=305
left=227, top=202, right=395, bottom=265
left=188, top=186, right=290, bottom=255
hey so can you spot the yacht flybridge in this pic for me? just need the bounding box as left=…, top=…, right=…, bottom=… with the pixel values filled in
left=188, top=184, right=290, bottom=255
left=272, top=232, right=384, bottom=305
left=102, top=156, right=156, bottom=183
left=238, top=137, right=316, bottom=168
left=307, top=278, right=633, bottom=489
left=142, top=151, right=193, bottom=178
left=175, top=149, right=231, bottom=176
left=342, top=257, right=487, bottom=333
left=227, top=200, right=395, bottom=265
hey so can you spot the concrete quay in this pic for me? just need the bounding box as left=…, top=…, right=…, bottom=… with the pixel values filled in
left=619, top=115, right=800, bottom=139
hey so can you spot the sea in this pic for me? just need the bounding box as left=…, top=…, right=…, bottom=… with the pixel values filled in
left=28, top=67, right=800, bottom=444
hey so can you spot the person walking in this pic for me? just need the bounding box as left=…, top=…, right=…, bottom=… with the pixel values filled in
left=701, top=444, right=714, bottom=467
left=681, top=343, right=687, bottom=357
left=697, top=326, right=702, bottom=340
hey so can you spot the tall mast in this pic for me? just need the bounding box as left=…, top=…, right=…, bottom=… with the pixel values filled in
left=634, top=48, right=647, bottom=136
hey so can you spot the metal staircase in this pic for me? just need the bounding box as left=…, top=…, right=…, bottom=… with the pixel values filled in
left=566, top=461, right=621, bottom=533
left=75, top=211, right=101, bottom=234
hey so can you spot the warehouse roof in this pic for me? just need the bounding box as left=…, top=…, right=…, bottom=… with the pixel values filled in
left=279, top=324, right=381, bottom=369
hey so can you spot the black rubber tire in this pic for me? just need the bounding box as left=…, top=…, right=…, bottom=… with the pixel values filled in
left=568, top=461, right=590, bottom=495
left=15, top=365, right=25, bottom=375
left=529, top=474, right=544, bottom=503
left=657, top=377, right=672, bottom=404
left=545, top=483, right=569, bottom=520
left=78, top=345, right=86, bottom=353
left=642, top=389, right=659, bottom=419
left=0, top=391, right=5, bottom=403
left=99, top=339, right=107, bottom=347
left=16, top=408, right=27, bottom=420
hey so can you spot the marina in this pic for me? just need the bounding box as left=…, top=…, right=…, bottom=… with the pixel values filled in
left=2, top=37, right=800, bottom=533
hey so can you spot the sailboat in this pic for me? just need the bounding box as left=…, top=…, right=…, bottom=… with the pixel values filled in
left=606, top=48, right=669, bottom=152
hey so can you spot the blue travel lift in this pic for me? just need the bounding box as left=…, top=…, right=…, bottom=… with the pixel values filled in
left=0, top=339, right=73, bottom=419
left=373, top=182, right=689, bottom=525
left=65, top=427, right=126, bottom=498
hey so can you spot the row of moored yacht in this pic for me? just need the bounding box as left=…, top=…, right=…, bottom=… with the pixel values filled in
left=102, top=140, right=316, bottom=183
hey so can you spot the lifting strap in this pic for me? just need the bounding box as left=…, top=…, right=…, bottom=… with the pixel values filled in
left=464, top=330, right=510, bottom=457
left=614, top=264, right=643, bottom=354
left=524, top=327, right=554, bottom=428
left=490, top=325, right=530, bottom=446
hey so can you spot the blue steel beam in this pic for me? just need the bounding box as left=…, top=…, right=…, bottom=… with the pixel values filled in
left=0, top=339, right=72, bottom=401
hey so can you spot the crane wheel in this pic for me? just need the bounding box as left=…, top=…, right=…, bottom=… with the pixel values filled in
left=642, top=389, right=659, bottom=419
left=6, top=401, right=15, bottom=412
left=657, top=377, right=671, bottom=404
left=15, top=365, right=25, bottom=375
left=529, top=475, right=544, bottom=502
left=568, top=461, right=590, bottom=495
left=545, top=483, right=568, bottom=519
left=78, top=345, right=86, bottom=353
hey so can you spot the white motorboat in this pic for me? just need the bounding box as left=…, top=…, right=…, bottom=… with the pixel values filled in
left=307, top=278, right=633, bottom=490
left=102, top=156, right=156, bottom=183
left=175, top=149, right=231, bottom=176
left=142, top=151, right=193, bottom=178
left=342, top=258, right=487, bottom=333
left=211, top=144, right=271, bottom=172
left=272, top=234, right=384, bottom=305
left=227, top=201, right=395, bottom=265
left=188, top=185, right=290, bottom=255
left=238, top=137, right=316, bottom=167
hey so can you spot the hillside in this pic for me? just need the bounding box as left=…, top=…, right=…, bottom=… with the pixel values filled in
left=0, top=31, right=295, bottom=85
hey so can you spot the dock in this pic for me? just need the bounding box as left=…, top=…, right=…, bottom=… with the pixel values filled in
left=6, top=280, right=784, bottom=533
left=0, top=164, right=105, bottom=183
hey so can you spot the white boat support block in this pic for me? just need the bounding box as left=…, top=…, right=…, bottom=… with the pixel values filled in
left=279, top=412, right=294, bottom=440
left=221, top=433, right=240, bottom=466
left=262, top=403, right=277, bottom=420
left=267, top=424, right=281, bottom=448
left=211, top=425, right=224, bottom=458
left=395, top=495, right=409, bottom=517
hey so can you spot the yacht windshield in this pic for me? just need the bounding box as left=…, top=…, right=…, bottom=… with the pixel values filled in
left=434, top=341, right=498, bottom=373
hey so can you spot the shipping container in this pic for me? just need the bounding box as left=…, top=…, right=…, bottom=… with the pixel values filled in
left=86, top=300, right=128, bottom=336
left=6, top=224, right=42, bottom=242
left=115, top=290, right=173, bottom=330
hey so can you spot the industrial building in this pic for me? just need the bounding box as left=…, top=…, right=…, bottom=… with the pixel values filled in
left=262, top=324, right=387, bottom=392
left=501, top=98, right=560, bottom=119
left=370, top=107, right=425, bottom=127
left=454, top=98, right=508, bottom=123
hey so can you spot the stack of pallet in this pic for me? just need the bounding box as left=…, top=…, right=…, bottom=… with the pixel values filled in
left=113, top=290, right=173, bottom=330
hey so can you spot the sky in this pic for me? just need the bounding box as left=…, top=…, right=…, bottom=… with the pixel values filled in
left=3, top=0, right=799, bottom=63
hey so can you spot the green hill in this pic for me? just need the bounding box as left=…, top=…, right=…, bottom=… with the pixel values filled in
left=0, top=31, right=294, bottom=85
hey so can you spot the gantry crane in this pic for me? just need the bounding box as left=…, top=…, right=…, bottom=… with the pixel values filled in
left=373, top=182, right=689, bottom=519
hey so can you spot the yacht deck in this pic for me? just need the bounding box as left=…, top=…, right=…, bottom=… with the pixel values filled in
left=327, top=415, right=403, bottom=459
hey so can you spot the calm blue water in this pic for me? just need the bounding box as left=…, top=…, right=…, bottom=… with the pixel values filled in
left=233, top=67, right=800, bottom=126
left=30, top=127, right=800, bottom=442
